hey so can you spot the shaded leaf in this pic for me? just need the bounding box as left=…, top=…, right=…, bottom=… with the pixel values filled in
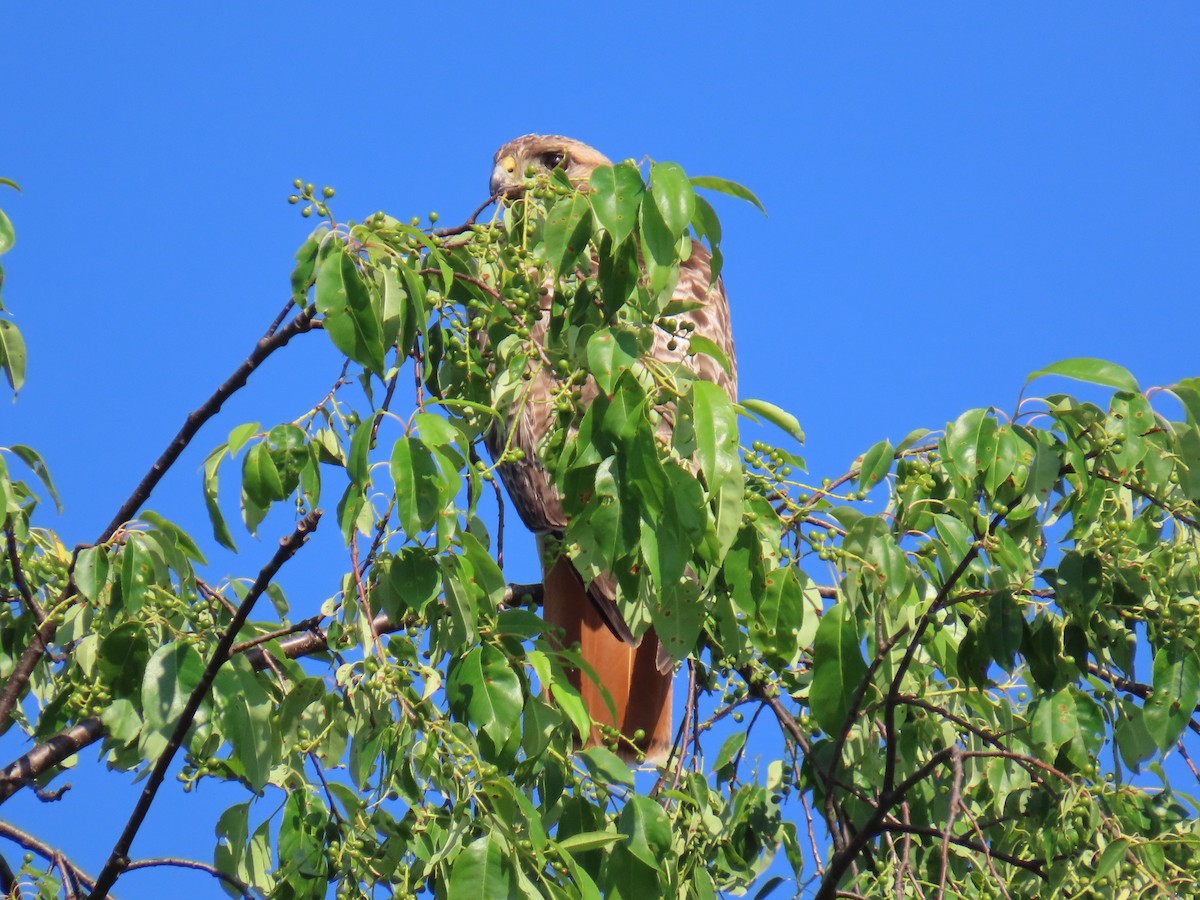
left=447, top=834, right=509, bottom=900
left=810, top=602, right=869, bottom=735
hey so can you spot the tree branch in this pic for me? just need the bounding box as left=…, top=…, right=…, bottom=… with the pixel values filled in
left=88, top=511, right=321, bottom=898
left=0, top=819, right=99, bottom=895
left=123, top=857, right=252, bottom=898
left=0, top=306, right=316, bottom=736
left=97, top=308, right=316, bottom=543
left=1, top=581, right=544, bottom=805
left=0, top=717, right=104, bottom=803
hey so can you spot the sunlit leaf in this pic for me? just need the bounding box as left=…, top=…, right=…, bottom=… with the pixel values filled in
left=649, top=162, right=695, bottom=240
left=0, top=208, right=14, bottom=255
left=0, top=318, right=25, bottom=392
left=589, top=162, right=645, bottom=247
left=10, top=444, right=59, bottom=512
left=739, top=398, right=804, bottom=443
left=1025, top=357, right=1140, bottom=394
left=690, top=175, right=767, bottom=214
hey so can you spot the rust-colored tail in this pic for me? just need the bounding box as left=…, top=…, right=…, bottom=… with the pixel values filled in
left=543, top=555, right=672, bottom=764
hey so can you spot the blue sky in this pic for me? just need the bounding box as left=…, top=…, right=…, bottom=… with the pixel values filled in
left=3, top=3, right=1199, bottom=896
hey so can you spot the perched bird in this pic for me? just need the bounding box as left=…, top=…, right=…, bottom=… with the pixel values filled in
left=486, top=134, right=737, bottom=763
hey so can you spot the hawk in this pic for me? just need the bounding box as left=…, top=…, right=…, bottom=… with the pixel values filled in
left=487, top=135, right=737, bottom=763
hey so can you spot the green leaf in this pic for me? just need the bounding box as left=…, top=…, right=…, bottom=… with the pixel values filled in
left=693, top=381, right=743, bottom=560
left=649, top=162, right=696, bottom=239
left=141, top=641, right=204, bottom=738
left=942, top=408, right=987, bottom=485
left=652, top=574, right=703, bottom=663
left=390, top=436, right=442, bottom=536
left=447, top=645, right=523, bottom=746
left=579, top=747, right=635, bottom=787
left=0, top=208, right=14, bottom=255
left=0, top=318, right=25, bottom=393
left=586, top=328, right=640, bottom=395
left=690, top=175, right=767, bottom=215
left=544, top=193, right=594, bottom=276
left=589, top=162, right=645, bottom=246
left=690, top=194, right=723, bottom=247
left=226, top=421, right=260, bottom=457
left=314, top=240, right=385, bottom=375
left=751, top=567, right=805, bottom=666
left=1093, top=839, right=1130, bottom=880
left=618, top=795, right=672, bottom=868
left=686, top=334, right=732, bottom=375
left=810, top=601, right=869, bottom=735
left=383, top=546, right=442, bottom=617
left=1025, top=357, right=1139, bottom=394
left=346, top=417, right=374, bottom=489
left=986, top=590, right=1023, bottom=672
left=290, top=230, right=321, bottom=303
left=739, top=398, right=805, bottom=443
left=202, top=447, right=236, bottom=551
left=74, top=546, right=110, bottom=602
left=141, top=510, right=207, bottom=565
left=638, top=194, right=676, bottom=269
left=557, top=831, right=624, bottom=853
left=241, top=441, right=286, bottom=508
left=447, top=834, right=509, bottom=900
left=100, top=697, right=141, bottom=745
left=99, top=623, right=151, bottom=697
left=713, top=730, right=747, bottom=774
left=120, top=535, right=159, bottom=613
left=1032, top=687, right=1079, bottom=750
left=856, top=439, right=893, bottom=495
left=212, top=657, right=275, bottom=791
left=10, top=444, right=60, bottom=512
left=1144, top=645, right=1200, bottom=751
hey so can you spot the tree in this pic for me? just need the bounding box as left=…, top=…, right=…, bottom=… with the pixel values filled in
left=1, top=161, right=1198, bottom=899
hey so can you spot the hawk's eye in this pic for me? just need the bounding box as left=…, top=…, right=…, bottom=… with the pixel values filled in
left=541, top=150, right=566, bottom=170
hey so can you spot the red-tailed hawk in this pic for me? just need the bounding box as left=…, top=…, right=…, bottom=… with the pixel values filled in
left=487, top=134, right=737, bottom=763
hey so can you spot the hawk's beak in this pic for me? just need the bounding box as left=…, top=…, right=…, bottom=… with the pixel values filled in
left=490, top=154, right=519, bottom=197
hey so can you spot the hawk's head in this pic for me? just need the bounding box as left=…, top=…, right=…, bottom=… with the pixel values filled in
left=490, top=134, right=611, bottom=198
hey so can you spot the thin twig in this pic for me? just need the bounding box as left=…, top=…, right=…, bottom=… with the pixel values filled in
left=431, top=196, right=496, bottom=238
left=0, top=820, right=97, bottom=895
left=123, top=857, right=252, bottom=898
left=1, top=581, right=544, bottom=804
left=935, top=746, right=964, bottom=899
left=5, top=528, right=44, bottom=624
left=0, top=307, right=316, bottom=735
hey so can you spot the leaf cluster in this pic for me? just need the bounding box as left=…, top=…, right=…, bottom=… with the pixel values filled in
left=1, top=160, right=1199, bottom=900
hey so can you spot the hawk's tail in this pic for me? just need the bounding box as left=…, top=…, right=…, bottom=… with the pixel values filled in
left=542, top=553, right=673, bottom=764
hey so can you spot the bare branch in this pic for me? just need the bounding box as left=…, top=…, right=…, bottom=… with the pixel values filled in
left=0, top=820, right=99, bottom=895
left=124, top=856, right=252, bottom=897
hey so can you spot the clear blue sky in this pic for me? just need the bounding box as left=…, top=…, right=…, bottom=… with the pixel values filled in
left=3, top=3, right=1199, bottom=896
